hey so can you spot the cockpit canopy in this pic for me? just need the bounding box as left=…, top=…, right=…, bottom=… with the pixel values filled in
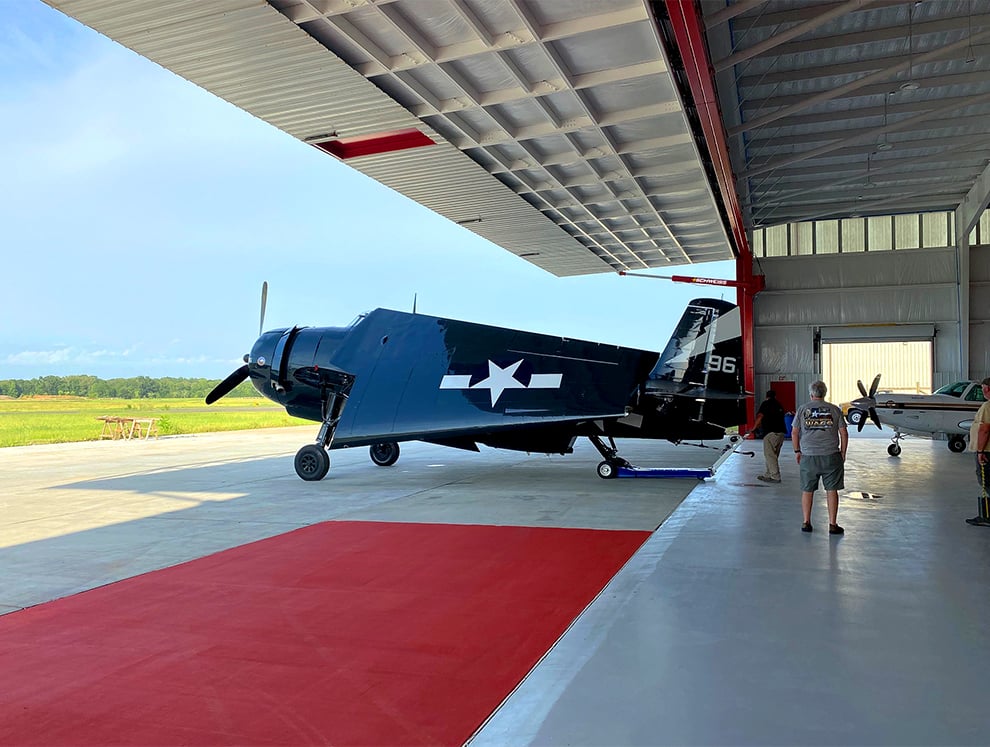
left=933, top=381, right=986, bottom=402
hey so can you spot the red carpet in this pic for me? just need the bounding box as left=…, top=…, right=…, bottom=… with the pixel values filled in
left=0, top=521, right=649, bottom=746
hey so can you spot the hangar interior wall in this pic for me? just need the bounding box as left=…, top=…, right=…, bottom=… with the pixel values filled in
left=969, top=246, right=990, bottom=375
left=752, top=247, right=971, bottom=406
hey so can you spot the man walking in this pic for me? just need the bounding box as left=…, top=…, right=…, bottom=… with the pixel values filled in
left=753, top=390, right=787, bottom=483
left=792, top=381, right=848, bottom=535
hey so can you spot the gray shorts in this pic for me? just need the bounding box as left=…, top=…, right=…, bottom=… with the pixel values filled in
left=799, top=452, right=844, bottom=492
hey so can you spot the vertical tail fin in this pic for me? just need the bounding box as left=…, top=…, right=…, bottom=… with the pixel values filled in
left=648, top=298, right=744, bottom=399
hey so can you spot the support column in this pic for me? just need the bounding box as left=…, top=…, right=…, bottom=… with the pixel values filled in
left=956, top=160, right=990, bottom=379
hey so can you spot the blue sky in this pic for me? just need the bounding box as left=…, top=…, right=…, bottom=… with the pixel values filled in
left=1, top=0, right=736, bottom=381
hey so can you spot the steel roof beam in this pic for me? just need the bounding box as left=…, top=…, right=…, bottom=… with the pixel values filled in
left=744, top=114, right=990, bottom=150
left=739, top=91, right=990, bottom=178
left=746, top=12, right=990, bottom=58
left=736, top=45, right=988, bottom=88
left=730, top=28, right=990, bottom=136
left=741, top=94, right=990, bottom=129
left=407, top=61, right=665, bottom=116
left=714, top=0, right=887, bottom=72
left=504, top=1, right=689, bottom=262
left=704, top=0, right=773, bottom=30
left=728, top=0, right=907, bottom=29
left=753, top=186, right=969, bottom=224
left=745, top=156, right=985, bottom=195
left=742, top=69, right=990, bottom=113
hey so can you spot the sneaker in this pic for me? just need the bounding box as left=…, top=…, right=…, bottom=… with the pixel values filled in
left=829, top=524, right=845, bottom=535
left=965, top=516, right=990, bottom=527
left=757, top=475, right=781, bottom=483
left=801, top=522, right=813, bottom=532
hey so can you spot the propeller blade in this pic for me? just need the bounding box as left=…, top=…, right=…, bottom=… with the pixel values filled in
left=869, top=373, right=881, bottom=398
left=259, top=281, right=268, bottom=336
left=206, top=365, right=249, bottom=405
left=868, top=406, right=882, bottom=430
left=857, top=379, right=868, bottom=398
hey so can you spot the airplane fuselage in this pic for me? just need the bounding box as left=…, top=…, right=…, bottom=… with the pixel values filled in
left=209, top=298, right=747, bottom=479
left=246, top=309, right=739, bottom=450
left=866, top=394, right=979, bottom=437
left=847, top=380, right=985, bottom=454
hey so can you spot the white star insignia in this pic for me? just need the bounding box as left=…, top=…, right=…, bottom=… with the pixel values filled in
left=439, top=360, right=563, bottom=407
left=472, top=359, right=526, bottom=406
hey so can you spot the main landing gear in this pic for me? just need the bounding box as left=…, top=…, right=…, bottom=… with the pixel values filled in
left=589, top=435, right=631, bottom=479
left=886, top=431, right=968, bottom=457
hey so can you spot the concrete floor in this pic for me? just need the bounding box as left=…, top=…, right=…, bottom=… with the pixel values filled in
left=2, top=426, right=989, bottom=745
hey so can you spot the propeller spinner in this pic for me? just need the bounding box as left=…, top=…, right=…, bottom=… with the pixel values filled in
left=852, top=373, right=883, bottom=432
left=206, top=282, right=268, bottom=405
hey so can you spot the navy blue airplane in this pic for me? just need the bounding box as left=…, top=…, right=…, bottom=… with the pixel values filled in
left=207, top=296, right=748, bottom=480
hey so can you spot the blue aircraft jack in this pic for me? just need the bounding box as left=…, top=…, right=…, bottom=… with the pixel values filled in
left=592, top=436, right=750, bottom=480
left=614, top=465, right=714, bottom=480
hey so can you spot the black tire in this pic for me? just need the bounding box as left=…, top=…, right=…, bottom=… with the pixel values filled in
left=295, top=444, right=330, bottom=481
left=597, top=460, right=617, bottom=479
left=887, top=443, right=902, bottom=457
left=948, top=436, right=967, bottom=453
left=369, top=441, right=400, bottom=467
left=847, top=409, right=865, bottom=426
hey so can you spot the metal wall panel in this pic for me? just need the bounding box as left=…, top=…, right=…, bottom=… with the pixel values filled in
left=753, top=249, right=966, bottom=403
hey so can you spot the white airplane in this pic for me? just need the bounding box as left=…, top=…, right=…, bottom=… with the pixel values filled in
left=845, top=375, right=985, bottom=456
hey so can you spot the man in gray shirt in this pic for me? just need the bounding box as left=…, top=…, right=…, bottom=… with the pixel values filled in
left=791, top=380, right=848, bottom=535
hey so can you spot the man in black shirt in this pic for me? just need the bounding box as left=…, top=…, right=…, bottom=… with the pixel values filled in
left=752, top=390, right=787, bottom=483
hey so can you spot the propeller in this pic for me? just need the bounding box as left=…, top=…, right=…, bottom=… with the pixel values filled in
left=206, top=365, right=249, bottom=405
left=206, top=282, right=267, bottom=405
left=259, top=280, right=268, bottom=336
left=853, top=373, right=883, bottom=432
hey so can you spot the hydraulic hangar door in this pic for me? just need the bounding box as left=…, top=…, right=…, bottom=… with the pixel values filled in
left=819, top=326, right=935, bottom=409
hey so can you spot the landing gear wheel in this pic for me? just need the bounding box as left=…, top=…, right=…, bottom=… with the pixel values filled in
left=887, top=443, right=902, bottom=457
left=295, top=444, right=330, bottom=481
left=369, top=441, right=400, bottom=467
left=847, top=409, right=864, bottom=426
left=948, top=436, right=967, bottom=453
left=597, top=460, right=618, bottom=479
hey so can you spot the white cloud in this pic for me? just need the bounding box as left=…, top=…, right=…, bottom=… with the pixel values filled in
left=0, top=344, right=235, bottom=378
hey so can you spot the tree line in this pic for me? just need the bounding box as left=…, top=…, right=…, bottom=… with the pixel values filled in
left=0, top=375, right=256, bottom=400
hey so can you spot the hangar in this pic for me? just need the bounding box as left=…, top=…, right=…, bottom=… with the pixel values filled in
left=39, top=0, right=990, bottom=418
left=6, top=1, right=990, bottom=745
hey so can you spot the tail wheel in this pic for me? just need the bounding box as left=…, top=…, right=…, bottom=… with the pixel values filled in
left=597, top=460, right=618, bottom=479
left=295, top=444, right=331, bottom=481
left=369, top=441, right=400, bottom=467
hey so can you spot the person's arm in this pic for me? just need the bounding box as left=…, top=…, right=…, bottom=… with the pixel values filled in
left=791, top=410, right=801, bottom=461
left=839, top=424, right=848, bottom=460
left=978, top=421, right=990, bottom=465
left=749, top=412, right=763, bottom=436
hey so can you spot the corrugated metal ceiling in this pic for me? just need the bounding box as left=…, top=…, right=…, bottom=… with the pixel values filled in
left=44, top=0, right=990, bottom=273
left=701, top=0, right=990, bottom=229
left=45, top=0, right=733, bottom=276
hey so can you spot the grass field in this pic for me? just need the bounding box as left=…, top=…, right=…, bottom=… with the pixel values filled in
left=0, top=397, right=310, bottom=448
